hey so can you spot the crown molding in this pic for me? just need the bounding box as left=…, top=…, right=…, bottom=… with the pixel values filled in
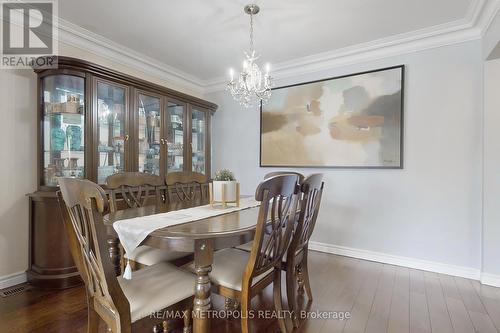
left=204, top=0, right=500, bottom=93
left=478, top=0, right=500, bottom=34
left=53, top=0, right=500, bottom=95
left=56, top=18, right=205, bottom=95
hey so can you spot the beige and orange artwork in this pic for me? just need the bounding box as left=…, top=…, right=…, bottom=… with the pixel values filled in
left=261, top=67, right=402, bottom=167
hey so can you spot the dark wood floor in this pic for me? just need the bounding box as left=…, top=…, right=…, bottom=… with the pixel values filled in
left=2, top=251, right=500, bottom=333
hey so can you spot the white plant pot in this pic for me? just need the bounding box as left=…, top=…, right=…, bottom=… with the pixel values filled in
left=212, top=181, right=238, bottom=202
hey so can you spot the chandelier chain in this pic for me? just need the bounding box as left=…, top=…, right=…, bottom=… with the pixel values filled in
left=249, top=11, right=254, bottom=52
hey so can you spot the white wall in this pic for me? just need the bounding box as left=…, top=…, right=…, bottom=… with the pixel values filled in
left=483, top=58, right=500, bottom=279
left=481, top=6, right=500, bottom=285
left=206, top=40, right=484, bottom=273
left=0, top=69, right=37, bottom=280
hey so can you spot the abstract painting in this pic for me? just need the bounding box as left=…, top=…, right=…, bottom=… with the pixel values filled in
left=260, top=66, right=404, bottom=168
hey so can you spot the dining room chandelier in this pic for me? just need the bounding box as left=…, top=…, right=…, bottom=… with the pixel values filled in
left=227, top=4, right=272, bottom=108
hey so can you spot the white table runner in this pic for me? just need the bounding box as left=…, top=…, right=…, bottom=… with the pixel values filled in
left=113, top=197, right=260, bottom=279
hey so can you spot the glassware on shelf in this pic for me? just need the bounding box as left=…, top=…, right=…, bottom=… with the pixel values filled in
left=42, top=75, right=85, bottom=186
left=66, top=125, right=82, bottom=150
left=50, top=125, right=66, bottom=151
left=191, top=108, right=206, bottom=174
left=96, top=82, right=126, bottom=184
left=167, top=101, right=185, bottom=172
left=138, top=94, right=161, bottom=175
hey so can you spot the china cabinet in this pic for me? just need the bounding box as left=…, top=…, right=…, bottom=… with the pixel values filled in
left=27, top=57, right=217, bottom=289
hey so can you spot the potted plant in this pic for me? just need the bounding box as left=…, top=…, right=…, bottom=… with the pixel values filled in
left=212, top=169, right=238, bottom=204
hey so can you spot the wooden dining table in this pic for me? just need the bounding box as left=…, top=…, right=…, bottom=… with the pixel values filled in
left=103, top=199, right=260, bottom=333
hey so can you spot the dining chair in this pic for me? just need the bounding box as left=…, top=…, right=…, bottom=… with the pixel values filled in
left=283, top=174, right=324, bottom=328
left=165, top=172, right=209, bottom=205
left=189, top=174, right=300, bottom=333
left=106, top=172, right=191, bottom=271
left=235, top=171, right=304, bottom=252
left=106, top=172, right=168, bottom=212
left=235, top=172, right=324, bottom=328
left=58, top=178, right=195, bottom=333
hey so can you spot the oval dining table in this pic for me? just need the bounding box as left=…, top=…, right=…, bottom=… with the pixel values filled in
left=103, top=199, right=260, bottom=333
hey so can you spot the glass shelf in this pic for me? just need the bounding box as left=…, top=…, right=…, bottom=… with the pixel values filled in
left=44, top=149, right=84, bottom=153
left=167, top=102, right=185, bottom=172
left=42, top=75, right=85, bottom=186
left=97, top=81, right=126, bottom=184
left=191, top=108, right=206, bottom=174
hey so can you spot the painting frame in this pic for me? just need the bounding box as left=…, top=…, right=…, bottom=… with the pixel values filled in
left=259, top=65, right=405, bottom=169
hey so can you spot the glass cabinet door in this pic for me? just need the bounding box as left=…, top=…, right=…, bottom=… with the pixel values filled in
left=167, top=101, right=185, bottom=173
left=42, top=75, right=85, bottom=186
left=191, top=108, right=206, bottom=174
left=137, top=93, right=161, bottom=175
left=96, top=81, right=127, bottom=184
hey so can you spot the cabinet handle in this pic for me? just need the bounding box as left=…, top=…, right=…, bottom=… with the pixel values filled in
left=125, top=135, right=130, bottom=141
left=160, top=138, right=165, bottom=145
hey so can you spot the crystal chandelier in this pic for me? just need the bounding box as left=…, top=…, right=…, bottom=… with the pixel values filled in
left=227, top=4, right=272, bottom=108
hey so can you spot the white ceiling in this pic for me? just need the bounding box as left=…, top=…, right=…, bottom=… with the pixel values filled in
left=59, top=0, right=474, bottom=81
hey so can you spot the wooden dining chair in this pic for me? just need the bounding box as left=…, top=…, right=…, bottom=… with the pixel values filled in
left=106, top=172, right=168, bottom=212
left=235, top=171, right=304, bottom=252
left=165, top=172, right=209, bottom=205
left=284, top=174, right=324, bottom=328
left=58, top=178, right=195, bottom=333
left=189, top=174, right=300, bottom=333
left=235, top=172, right=324, bottom=328
left=106, top=172, right=191, bottom=271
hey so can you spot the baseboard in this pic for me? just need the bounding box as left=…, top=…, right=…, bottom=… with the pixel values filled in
left=309, top=241, right=481, bottom=280
left=0, top=272, right=27, bottom=290
left=1, top=250, right=497, bottom=289
left=481, top=273, right=500, bottom=288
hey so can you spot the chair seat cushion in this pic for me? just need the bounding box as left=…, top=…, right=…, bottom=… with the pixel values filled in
left=124, top=245, right=191, bottom=266
left=188, top=248, right=273, bottom=291
left=118, top=262, right=195, bottom=322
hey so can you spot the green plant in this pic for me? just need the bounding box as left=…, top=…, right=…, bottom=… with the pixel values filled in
left=214, top=169, right=235, bottom=181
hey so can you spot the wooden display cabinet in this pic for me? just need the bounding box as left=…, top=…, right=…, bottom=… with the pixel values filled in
left=27, top=57, right=217, bottom=289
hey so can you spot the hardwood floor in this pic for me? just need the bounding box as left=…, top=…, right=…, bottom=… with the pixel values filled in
left=1, top=251, right=500, bottom=333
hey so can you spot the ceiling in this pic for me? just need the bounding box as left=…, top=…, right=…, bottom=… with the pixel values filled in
left=59, top=0, right=475, bottom=82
